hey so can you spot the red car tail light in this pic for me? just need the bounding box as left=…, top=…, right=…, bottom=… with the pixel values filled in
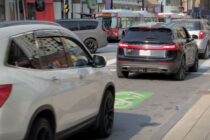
left=161, top=44, right=180, bottom=50
left=199, top=31, right=205, bottom=39
left=118, top=42, right=128, bottom=48
left=118, top=42, right=179, bottom=50
left=0, top=84, right=12, bottom=108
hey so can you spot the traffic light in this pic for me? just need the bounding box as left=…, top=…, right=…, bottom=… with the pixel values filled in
left=64, top=3, right=69, bottom=14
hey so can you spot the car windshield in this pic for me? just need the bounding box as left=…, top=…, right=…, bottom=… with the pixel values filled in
left=122, top=27, right=173, bottom=44
left=184, top=21, right=202, bottom=31
left=97, top=17, right=117, bottom=29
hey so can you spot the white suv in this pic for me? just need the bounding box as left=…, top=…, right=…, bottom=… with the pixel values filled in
left=0, top=21, right=115, bottom=140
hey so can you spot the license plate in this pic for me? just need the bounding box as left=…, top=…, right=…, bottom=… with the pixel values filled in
left=139, top=50, right=151, bottom=56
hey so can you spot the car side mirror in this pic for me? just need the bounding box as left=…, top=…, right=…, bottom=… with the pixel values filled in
left=92, top=55, right=106, bottom=67
left=35, top=0, right=45, bottom=11
left=191, top=34, right=198, bottom=40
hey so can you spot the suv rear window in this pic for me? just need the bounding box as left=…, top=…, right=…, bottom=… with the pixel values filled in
left=184, top=21, right=202, bottom=31
left=122, top=27, right=173, bottom=44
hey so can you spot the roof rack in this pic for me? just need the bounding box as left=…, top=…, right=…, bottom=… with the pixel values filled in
left=0, top=20, right=59, bottom=28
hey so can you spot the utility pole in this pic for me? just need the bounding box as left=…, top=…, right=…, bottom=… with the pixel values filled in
left=111, top=0, right=113, bottom=9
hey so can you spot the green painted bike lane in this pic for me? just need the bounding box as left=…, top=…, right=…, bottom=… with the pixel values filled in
left=115, top=91, right=153, bottom=109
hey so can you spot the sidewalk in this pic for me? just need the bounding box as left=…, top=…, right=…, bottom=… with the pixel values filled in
left=163, top=89, right=210, bottom=140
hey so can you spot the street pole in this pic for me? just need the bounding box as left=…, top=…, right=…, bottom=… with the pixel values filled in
left=142, top=0, right=144, bottom=10
left=111, top=0, right=113, bottom=9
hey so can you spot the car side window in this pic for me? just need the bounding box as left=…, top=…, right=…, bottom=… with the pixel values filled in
left=79, top=21, right=98, bottom=30
left=59, top=21, right=79, bottom=31
left=62, top=37, right=90, bottom=67
left=36, top=36, right=69, bottom=69
left=7, top=33, right=41, bottom=69
left=177, top=29, right=187, bottom=39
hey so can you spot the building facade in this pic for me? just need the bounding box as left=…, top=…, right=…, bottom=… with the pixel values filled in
left=0, top=0, right=54, bottom=21
left=158, top=0, right=182, bottom=13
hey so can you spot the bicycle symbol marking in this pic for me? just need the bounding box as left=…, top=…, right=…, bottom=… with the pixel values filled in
left=114, top=91, right=153, bottom=109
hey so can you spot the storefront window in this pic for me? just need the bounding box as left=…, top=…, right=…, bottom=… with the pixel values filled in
left=0, top=0, right=5, bottom=20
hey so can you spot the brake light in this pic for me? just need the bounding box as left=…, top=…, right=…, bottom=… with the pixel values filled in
left=199, top=31, right=205, bottom=39
left=162, top=44, right=180, bottom=50
left=118, top=42, right=128, bottom=48
left=0, top=84, right=12, bottom=108
left=118, top=42, right=179, bottom=50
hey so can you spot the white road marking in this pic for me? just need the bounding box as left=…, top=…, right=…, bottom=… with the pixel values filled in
left=110, top=69, right=116, bottom=72
left=200, top=58, right=210, bottom=69
left=191, top=72, right=210, bottom=75
left=107, top=58, right=116, bottom=66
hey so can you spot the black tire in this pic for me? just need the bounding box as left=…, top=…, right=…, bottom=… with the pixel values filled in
left=173, top=57, right=186, bottom=81
left=189, top=52, right=199, bottom=72
left=29, top=118, right=54, bottom=140
left=84, top=38, right=98, bottom=54
left=117, top=69, right=129, bottom=78
left=201, top=43, right=209, bottom=59
left=95, top=90, right=114, bottom=138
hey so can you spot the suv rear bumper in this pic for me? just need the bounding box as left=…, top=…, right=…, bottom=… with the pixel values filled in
left=117, top=58, right=180, bottom=74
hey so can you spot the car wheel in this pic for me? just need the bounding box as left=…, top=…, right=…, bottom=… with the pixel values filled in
left=95, top=90, right=114, bottom=138
left=117, top=69, right=129, bottom=78
left=201, top=43, right=209, bottom=59
left=189, top=52, right=199, bottom=72
left=29, top=118, right=54, bottom=140
left=173, top=57, right=186, bottom=81
left=84, top=38, right=98, bottom=54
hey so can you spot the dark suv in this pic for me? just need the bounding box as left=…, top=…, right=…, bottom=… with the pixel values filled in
left=117, top=24, right=199, bottom=80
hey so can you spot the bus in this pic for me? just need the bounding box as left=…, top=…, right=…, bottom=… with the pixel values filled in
left=133, top=11, right=158, bottom=23
left=95, top=9, right=143, bottom=41
left=157, top=12, right=191, bottom=23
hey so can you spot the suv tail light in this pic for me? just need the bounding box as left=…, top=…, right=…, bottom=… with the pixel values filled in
left=199, top=31, right=205, bottom=39
left=118, top=42, right=179, bottom=50
left=118, top=42, right=128, bottom=48
left=0, top=84, right=12, bottom=108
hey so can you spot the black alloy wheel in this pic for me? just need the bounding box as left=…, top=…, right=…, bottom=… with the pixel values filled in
left=96, top=90, right=114, bottom=138
left=173, top=57, right=186, bottom=81
left=84, top=38, right=98, bottom=53
left=201, top=43, right=209, bottom=59
left=189, top=52, right=199, bottom=72
left=117, top=64, right=129, bottom=78
left=29, top=118, right=54, bottom=140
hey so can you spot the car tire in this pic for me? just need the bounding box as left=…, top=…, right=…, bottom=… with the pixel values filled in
left=28, top=118, right=54, bottom=140
left=95, top=90, right=114, bottom=138
left=201, top=43, right=209, bottom=59
left=173, top=57, right=186, bottom=81
left=84, top=38, right=98, bottom=54
left=189, top=52, right=199, bottom=72
left=117, top=69, right=129, bottom=78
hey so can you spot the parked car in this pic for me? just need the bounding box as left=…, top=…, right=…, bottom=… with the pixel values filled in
left=117, top=24, right=199, bottom=80
left=172, top=19, right=210, bottom=59
left=56, top=19, right=108, bottom=53
left=0, top=21, right=115, bottom=140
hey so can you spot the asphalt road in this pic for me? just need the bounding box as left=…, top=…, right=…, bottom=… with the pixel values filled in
left=67, top=43, right=210, bottom=140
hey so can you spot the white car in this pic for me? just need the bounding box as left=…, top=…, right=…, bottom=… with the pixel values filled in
left=0, top=21, right=115, bottom=140
left=173, top=19, right=210, bottom=59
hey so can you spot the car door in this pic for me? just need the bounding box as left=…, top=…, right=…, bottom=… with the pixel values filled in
left=183, top=27, right=196, bottom=65
left=178, top=28, right=193, bottom=66
left=35, top=29, right=80, bottom=132
left=7, top=32, right=58, bottom=126
left=53, top=34, right=103, bottom=131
